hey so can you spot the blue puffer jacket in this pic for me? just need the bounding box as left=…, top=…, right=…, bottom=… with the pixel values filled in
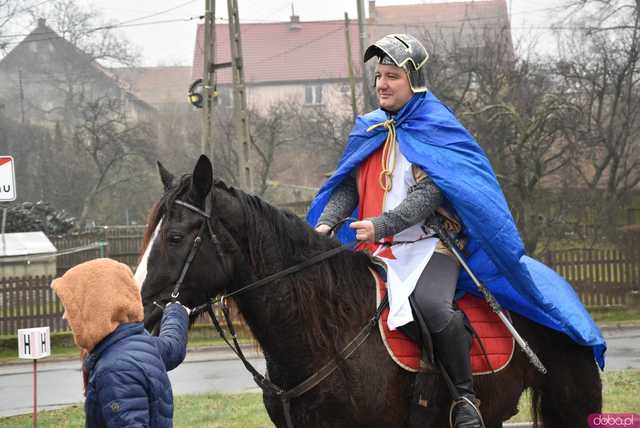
left=83, top=304, right=189, bottom=428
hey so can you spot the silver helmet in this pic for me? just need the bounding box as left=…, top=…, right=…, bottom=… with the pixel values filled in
left=364, top=34, right=429, bottom=93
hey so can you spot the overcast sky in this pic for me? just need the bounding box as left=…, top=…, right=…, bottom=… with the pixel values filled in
left=64, top=0, right=564, bottom=66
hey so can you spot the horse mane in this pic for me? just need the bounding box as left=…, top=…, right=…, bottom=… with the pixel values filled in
left=213, top=181, right=375, bottom=356
left=142, top=175, right=375, bottom=356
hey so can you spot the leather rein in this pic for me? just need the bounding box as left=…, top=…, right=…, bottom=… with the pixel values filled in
left=157, top=195, right=388, bottom=428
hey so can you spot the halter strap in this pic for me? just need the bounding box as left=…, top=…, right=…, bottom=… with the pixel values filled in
left=169, top=198, right=216, bottom=301
left=175, top=199, right=209, bottom=218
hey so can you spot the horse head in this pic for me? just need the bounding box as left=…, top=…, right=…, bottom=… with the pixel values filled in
left=139, top=155, right=246, bottom=332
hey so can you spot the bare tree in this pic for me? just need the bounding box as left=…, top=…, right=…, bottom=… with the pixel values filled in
left=464, top=64, right=580, bottom=252
left=249, top=102, right=294, bottom=196
left=556, top=0, right=640, bottom=234
left=414, top=24, right=584, bottom=252
left=0, top=1, right=36, bottom=52
left=71, top=96, right=154, bottom=227
left=30, top=0, right=139, bottom=66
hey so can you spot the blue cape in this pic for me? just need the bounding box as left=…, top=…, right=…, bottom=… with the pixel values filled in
left=307, top=92, right=606, bottom=369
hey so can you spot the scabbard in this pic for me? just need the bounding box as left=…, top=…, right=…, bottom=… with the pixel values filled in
left=426, top=218, right=547, bottom=375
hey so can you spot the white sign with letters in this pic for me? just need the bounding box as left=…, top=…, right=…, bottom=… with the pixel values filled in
left=18, top=327, right=50, bottom=359
left=0, top=156, right=16, bottom=201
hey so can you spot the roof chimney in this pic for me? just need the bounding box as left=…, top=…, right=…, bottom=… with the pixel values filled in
left=368, top=1, right=376, bottom=19
left=289, top=3, right=301, bottom=31
left=37, top=18, right=46, bottom=28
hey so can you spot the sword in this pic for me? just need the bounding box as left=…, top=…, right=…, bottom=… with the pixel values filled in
left=426, top=217, right=547, bottom=375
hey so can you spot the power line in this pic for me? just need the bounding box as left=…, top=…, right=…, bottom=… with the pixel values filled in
left=0, top=2, right=205, bottom=41
left=14, top=0, right=58, bottom=15
left=115, top=0, right=199, bottom=26
left=214, top=4, right=567, bottom=25
left=0, top=15, right=204, bottom=48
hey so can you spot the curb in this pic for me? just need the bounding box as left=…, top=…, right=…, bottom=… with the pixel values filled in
left=0, top=323, right=637, bottom=366
left=598, top=322, right=640, bottom=332
left=0, top=343, right=255, bottom=367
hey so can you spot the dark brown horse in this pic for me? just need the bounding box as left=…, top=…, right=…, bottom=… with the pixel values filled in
left=140, top=156, right=602, bottom=428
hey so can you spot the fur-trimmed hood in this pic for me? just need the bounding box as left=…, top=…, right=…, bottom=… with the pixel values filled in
left=51, top=258, right=144, bottom=352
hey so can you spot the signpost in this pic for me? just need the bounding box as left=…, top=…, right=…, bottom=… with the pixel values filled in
left=0, top=156, right=16, bottom=202
left=0, top=156, right=16, bottom=256
left=18, top=326, right=50, bottom=427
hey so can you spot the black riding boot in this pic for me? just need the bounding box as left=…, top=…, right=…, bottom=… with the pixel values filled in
left=431, top=311, right=485, bottom=428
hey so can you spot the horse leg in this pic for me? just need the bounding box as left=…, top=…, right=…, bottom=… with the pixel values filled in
left=474, top=362, right=526, bottom=426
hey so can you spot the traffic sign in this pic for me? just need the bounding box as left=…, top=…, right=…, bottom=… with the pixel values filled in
left=18, top=327, right=51, bottom=359
left=0, top=156, right=16, bottom=201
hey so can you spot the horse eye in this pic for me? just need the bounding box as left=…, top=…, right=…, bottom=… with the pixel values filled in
left=168, top=233, right=183, bottom=244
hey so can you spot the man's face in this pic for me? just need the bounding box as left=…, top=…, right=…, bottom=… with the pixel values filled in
left=374, top=63, right=414, bottom=112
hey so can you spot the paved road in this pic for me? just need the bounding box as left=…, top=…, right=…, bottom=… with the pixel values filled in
left=0, top=327, right=637, bottom=418
left=0, top=349, right=264, bottom=417
left=599, top=327, right=640, bottom=369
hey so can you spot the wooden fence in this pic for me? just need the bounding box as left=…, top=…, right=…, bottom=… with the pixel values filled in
left=544, top=246, right=640, bottom=307
left=51, top=225, right=146, bottom=275
left=1, top=228, right=639, bottom=334
left=0, top=275, right=65, bottom=335
left=0, top=226, right=146, bottom=335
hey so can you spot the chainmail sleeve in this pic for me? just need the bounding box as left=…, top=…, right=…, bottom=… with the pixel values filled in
left=316, top=172, right=358, bottom=228
left=370, top=171, right=443, bottom=241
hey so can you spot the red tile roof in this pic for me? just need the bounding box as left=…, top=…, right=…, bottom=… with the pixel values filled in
left=192, top=20, right=361, bottom=84
left=372, top=0, right=508, bottom=27
left=370, top=0, right=510, bottom=46
left=192, top=1, right=510, bottom=84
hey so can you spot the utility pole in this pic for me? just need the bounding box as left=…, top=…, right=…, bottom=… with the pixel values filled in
left=227, top=0, right=253, bottom=192
left=356, top=0, right=373, bottom=111
left=344, top=12, right=358, bottom=122
left=201, top=0, right=216, bottom=165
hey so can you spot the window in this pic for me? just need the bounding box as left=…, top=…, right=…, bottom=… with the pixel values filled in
left=304, top=85, right=323, bottom=105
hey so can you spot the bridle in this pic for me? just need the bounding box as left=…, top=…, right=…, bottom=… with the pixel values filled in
left=168, top=198, right=220, bottom=302
left=149, top=191, right=388, bottom=428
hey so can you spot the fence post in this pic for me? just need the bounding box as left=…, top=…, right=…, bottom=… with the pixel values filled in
left=98, top=241, right=110, bottom=258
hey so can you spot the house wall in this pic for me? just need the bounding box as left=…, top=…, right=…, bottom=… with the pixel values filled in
left=212, top=80, right=361, bottom=116
left=0, top=256, right=56, bottom=278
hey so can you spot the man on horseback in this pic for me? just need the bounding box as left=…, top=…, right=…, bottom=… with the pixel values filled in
left=314, top=34, right=484, bottom=428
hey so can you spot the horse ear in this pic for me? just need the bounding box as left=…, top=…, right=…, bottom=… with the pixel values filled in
left=157, top=161, right=174, bottom=192
left=191, top=155, right=213, bottom=201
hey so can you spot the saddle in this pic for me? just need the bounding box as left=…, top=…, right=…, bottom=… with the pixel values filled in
left=371, top=268, right=515, bottom=375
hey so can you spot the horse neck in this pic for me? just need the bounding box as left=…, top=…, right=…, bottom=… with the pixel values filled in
left=228, top=198, right=373, bottom=382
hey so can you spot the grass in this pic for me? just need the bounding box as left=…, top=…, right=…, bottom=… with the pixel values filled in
left=0, top=336, right=254, bottom=364
left=1, top=370, right=637, bottom=427
left=589, top=307, right=640, bottom=325
left=0, top=393, right=272, bottom=428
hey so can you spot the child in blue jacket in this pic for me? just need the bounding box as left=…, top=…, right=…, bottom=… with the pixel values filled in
left=52, top=258, right=189, bottom=427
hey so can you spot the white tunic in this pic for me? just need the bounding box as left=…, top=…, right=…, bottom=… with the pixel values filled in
left=372, top=143, right=438, bottom=330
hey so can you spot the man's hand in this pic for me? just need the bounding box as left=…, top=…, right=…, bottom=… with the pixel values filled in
left=350, top=220, right=375, bottom=242
left=315, top=224, right=333, bottom=236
